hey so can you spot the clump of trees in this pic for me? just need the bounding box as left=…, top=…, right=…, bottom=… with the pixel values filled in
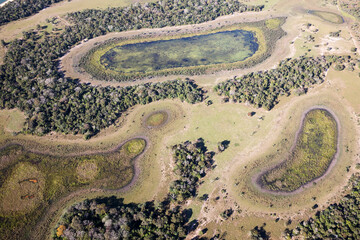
left=285, top=173, right=360, bottom=239
left=214, top=55, right=356, bottom=110
left=54, top=198, right=188, bottom=239
left=169, top=139, right=214, bottom=202
left=0, top=0, right=63, bottom=26
left=66, top=0, right=264, bottom=31
left=54, top=139, right=219, bottom=239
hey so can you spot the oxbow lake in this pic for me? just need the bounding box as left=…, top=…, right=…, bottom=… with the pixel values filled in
left=100, top=30, right=259, bottom=73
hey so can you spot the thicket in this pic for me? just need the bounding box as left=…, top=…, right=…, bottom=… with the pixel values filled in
left=54, top=139, right=217, bottom=239
left=214, top=55, right=356, bottom=110
left=169, top=139, right=214, bottom=202
left=54, top=198, right=188, bottom=239
left=0, top=30, right=203, bottom=137
left=0, top=0, right=264, bottom=137
left=66, top=0, right=264, bottom=30
left=0, top=0, right=63, bottom=26
left=285, top=173, right=360, bottom=239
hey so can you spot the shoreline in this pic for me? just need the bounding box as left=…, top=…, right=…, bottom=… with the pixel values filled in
left=251, top=106, right=341, bottom=196
left=0, top=0, right=14, bottom=8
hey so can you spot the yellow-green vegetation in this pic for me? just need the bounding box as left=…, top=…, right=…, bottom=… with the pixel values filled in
left=76, top=160, right=99, bottom=183
left=3, top=110, right=25, bottom=133
left=80, top=18, right=285, bottom=81
left=0, top=162, right=45, bottom=215
left=259, top=109, right=338, bottom=192
left=309, top=10, right=344, bottom=24
left=265, top=18, right=281, bottom=29
left=145, top=111, right=168, bottom=128
left=0, top=138, right=146, bottom=239
left=123, top=138, right=146, bottom=155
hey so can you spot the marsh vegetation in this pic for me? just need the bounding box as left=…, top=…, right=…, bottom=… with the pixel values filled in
left=100, top=30, right=258, bottom=74
left=258, top=109, right=338, bottom=192
left=54, top=139, right=218, bottom=239
left=0, top=138, right=146, bottom=239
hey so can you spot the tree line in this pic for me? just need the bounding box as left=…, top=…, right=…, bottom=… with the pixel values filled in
left=214, top=55, right=357, bottom=110
left=284, top=173, right=360, bottom=239
left=0, top=0, right=63, bottom=26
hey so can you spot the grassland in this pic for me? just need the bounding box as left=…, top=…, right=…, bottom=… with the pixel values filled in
left=258, top=108, right=338, bottom=192
left=145, top=111, right=168, bottom=128
left=0, top=138, right=146, bottom=239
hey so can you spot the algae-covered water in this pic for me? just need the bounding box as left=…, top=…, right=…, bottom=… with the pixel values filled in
left=100, top=30, right=259, bottom=73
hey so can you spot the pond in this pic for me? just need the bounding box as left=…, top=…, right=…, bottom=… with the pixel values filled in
left=100, top=30, right=259, bottom=73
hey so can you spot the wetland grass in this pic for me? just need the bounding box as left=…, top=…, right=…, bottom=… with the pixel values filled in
left=259, top=109, right=338, bottom=192
left=0, top=138, right=146, bottom=239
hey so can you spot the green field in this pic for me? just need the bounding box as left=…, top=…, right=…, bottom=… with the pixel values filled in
left=259, top=109, right=338, bottom=192
left=145, top=111, right=168, bottom=128
left=0, top=138, right=146, bottom=239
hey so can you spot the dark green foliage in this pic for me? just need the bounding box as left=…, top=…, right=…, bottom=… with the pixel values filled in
left=0, top=0, right=63, bottom=26
left=250, top=226, right=270, bottom=240
left=54, top=198, right=187, bottom=239
left=0, top=0, right=263, bottom=137
left=66, top=0, right=264, bottom=31
left=54, top=139, right=218, bottom=239
left=0, top=27, right=203, bottom=136
left=214, top=56, right=354, bottom=110
left=169, top=139, right=214, bottom=202
left=286, top=173, right=360, bottom=239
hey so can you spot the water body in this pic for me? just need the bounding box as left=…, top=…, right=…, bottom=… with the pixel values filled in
left=0, top=0, right=8, bottom=5
left=100, top=30, right=259, bottom=74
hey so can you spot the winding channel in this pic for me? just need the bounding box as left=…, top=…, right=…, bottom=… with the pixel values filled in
left=252, top=106, right=341, bottom=196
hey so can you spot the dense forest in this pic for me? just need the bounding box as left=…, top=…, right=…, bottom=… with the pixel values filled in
left=285, top=173, right=360, bottom=239
left=0, top=0, right=265, bottom=137
left=214, top=55, right=356, bottom=110
left=66, top=0, right=264, bottom=30
left=0, top=0, right=63, bottom=26
left=169, top=139, right=214, bottom=202
left=54, top=198, right=188, bottom=239
left=54, top=139, right=217, bottom=239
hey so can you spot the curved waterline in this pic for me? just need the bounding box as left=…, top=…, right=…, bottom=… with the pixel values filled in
left=253, top=107, right=340, bottom=195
